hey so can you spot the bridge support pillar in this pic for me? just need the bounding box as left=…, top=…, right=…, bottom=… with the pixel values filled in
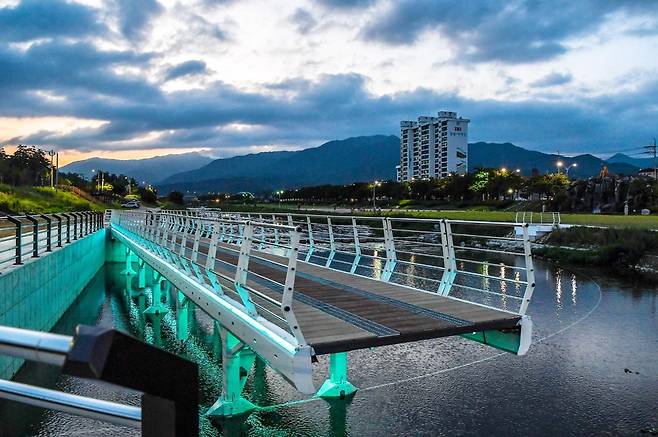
left=206, top=326, right=256, bottom=418
left=317, top=352, right=357, bottom=399
left=176, top=290, right=190, bottom=341
left=120, top=248, right=136, bottom=276
left=144, top=272, right=170, bottom=320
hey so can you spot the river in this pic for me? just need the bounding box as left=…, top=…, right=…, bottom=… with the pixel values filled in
left=0, top=258, right=656, bottom=436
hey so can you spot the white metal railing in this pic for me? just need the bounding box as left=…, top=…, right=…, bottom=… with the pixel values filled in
left=111, top=210, right=307, bottom=343
left=515, top=211, right=561, bottom=226
left=0, top=212, right=104, bottom=272
left=147, top=210, right=536, bottom=317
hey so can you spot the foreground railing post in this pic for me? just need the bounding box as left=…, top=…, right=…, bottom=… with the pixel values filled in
left=39, top=214, right=53, bottom=252
left=5, top=215, right=22, bottom=265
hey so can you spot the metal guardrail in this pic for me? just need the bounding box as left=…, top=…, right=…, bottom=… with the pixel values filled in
left=515, top=211, right=561, bottom=226
left=0, top=324, right=199, bottom=436
left=118, top=209, right=535, bottom=319
left=112, top=209, right=307, bottom=344
left=0, top=211, right=104, bottom=271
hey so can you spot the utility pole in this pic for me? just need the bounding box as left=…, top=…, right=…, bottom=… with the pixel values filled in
left=55, top=153, right=59, bottom=189
left=48, top=149, right=56, bottom=188
left=645, top=138, right=657, bottom=180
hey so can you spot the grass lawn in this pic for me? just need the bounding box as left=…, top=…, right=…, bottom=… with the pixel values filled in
left=0, top=184, right=107, bottom=214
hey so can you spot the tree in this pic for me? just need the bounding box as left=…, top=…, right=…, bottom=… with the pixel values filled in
left=7, top=145, right=50, bottom=186
left=138, top=185, right=157, bottom=204
left=0, top=148, right=7, bottom=184
left=168, top=191, right=184, bottom=205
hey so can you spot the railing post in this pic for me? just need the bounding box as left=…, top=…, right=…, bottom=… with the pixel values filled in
left=381, top=218, right=397, bottom=282
left=39, top=214, right=53, bottom=252
left=438, top=220, right=457, bottom=295
left=305, top=216, right=314, bottom=262
left=52, top=214, right=63, bottom=247
left=350, top=218, right=361, bottom=274
left=519, top=224, right=536, bottom=315
left=325, top=217, right=335, bottom=268
left=61, top=213, right=71, bottom=243
left=24, top=214, right=39, bottom=258
left=282, top=227, right=305, bottom=345
left=205, top=220, right=221, bottom=271
left=5, top=215, right=22, bottom=265
left=233, top=222, right=257, bottom=317
left=71, top=213, right=78, bottom=240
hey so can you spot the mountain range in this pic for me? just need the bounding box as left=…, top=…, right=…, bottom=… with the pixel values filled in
left=61, top=136, right=647, bottom=194
left=60, top=152, right=213, bottom=184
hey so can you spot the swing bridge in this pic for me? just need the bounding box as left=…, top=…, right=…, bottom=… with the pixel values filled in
left=0, top=208, right=536, bottom=435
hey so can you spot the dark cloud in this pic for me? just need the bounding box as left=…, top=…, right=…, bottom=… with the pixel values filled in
left=0, top=41, right=159, bottom=109
left=113, top=0, right=164, bottom=41
left=0, top=0, right=105, bottom=42
left=361, top=0, right=658, bottom=63
left=530, top=72, right=573, bottom=88
left=5, top=63, right=658, bottom=157
left=164, top=60, right=208, bottom=81
left=289, top=8, right=317, bottom=34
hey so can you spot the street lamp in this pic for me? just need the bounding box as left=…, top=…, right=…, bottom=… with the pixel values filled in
left=556, top=161, right=564, bottom=172
left=515, top=168, right=521, bottom=174
left=565, top=163, right=578, bottom=177
left=372, top=180, right=381, bottom=210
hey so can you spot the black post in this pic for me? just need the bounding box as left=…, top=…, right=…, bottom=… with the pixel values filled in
left=39, top=214, right=53, bottom=252
left=5, top=215, right=22, bottom=265
left=61, top=213, right=72, bottom=243
left=71, top=213, right=79, bottom=240
left=52, top=214, right=63, bottom=247
left=24, top=214, right=39, bottom=258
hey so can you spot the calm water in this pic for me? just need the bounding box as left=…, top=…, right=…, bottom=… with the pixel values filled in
left=0, top=259, right=656, bottom=436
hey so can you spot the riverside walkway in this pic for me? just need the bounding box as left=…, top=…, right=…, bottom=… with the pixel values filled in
left=0, top=209, right=536, bottom=435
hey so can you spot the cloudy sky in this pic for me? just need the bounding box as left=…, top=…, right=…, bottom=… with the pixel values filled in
left=1, top=0, right=657, bottom=164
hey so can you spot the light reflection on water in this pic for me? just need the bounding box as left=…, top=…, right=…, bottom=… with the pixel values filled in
left=0, top=259, right=656, bottom=436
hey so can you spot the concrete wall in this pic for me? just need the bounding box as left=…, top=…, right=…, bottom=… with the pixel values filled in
left=0, top=230, right=107, bottom=379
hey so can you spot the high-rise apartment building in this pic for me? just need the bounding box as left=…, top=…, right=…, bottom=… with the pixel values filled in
left=396, top=111, right=469, bottom=182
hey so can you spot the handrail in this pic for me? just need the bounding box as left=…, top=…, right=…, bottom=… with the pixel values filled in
left=0, top=211, right=104, bottom=272
left=155, top=209, right=536, bottom=316
left=0, top=324, right=198, bottom=436
left=111, top=209, right=307, bottom=342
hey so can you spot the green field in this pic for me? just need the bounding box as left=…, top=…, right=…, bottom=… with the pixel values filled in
left=0, top=184, right=107, bottom=214
left=220, top=202, right=658, bottom=229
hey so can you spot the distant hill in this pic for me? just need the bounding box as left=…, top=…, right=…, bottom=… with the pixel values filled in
left=469, top=142, right=640, bottom=178
left=158, top=136, right=641, bottom=194
left=606, top=153, right=655, bottom=170
left=60, top=152, right=213, bottom=184
left=159, top=135, right=400, bottom=193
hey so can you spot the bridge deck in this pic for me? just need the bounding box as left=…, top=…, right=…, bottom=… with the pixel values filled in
left=189, top=238, right=520, bottom=355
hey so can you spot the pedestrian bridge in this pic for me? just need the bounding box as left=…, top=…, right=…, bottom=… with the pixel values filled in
left=111, top=210, right=535, bottom=408
left=0, top=209, right=536, bottom=434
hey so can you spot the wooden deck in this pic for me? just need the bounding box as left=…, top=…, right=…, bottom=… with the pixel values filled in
left=184, top=237, right=521, bottom=356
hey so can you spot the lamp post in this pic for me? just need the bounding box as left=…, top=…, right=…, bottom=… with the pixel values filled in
left=565, top=163, right=578, bottom=178
left=372, top=180, right=381, bottom=210
left=556, top=161, right=564, bottom=173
